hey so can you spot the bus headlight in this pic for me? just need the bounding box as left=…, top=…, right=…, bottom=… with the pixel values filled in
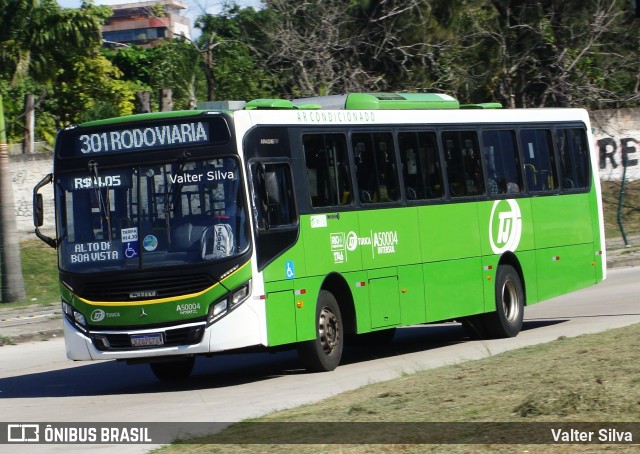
left=74, top=311, right=87, bottom=326
left=207, top=280, right=251, bottom=325
left=210, top=300, right=228, bottom=322
left=231, top=281, right=250, bottom=305
left=62, top=301, right=87, bottom=330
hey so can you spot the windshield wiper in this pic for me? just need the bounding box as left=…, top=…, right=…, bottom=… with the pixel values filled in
left=88, top=160, right=112, bottom=243
left=163, top=151, right=191, bottom=246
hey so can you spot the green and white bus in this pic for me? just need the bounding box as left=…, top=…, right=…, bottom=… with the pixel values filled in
left=33, top=93, right=605, bottom=380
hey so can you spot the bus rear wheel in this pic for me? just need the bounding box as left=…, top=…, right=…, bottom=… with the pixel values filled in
left=484, top=265, right=524, bottom=338
left=149, top=356, right=195, bottom=381
left=297, top=290, right=344, bottom=372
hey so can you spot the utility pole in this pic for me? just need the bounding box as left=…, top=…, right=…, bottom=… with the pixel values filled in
left=0, top=94, right=26, bottom=302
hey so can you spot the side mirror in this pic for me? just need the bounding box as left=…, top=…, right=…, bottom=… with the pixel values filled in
left=33, top=193, right=44, bottom=227
left=33, top=173, right=57, bottom=248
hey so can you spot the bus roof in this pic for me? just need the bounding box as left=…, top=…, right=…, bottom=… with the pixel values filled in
left=77, top=93, right=500, bottom=128
left=75, top=93, right=595, bottom=132
left=203, top=93, right=502, bottom=111
left=289, top=93, right=463, bottom=110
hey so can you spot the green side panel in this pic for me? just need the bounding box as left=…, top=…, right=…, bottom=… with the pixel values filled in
left=424, top=258, right=484, bottom=322
left=398, top=264, right=427, bottom=325
left=358, top=207, right=422, bottom=269
left=417, top=203, right=485, bottom=322
left=262, top=235, right=307, bottom=283
left=481, top=254, right=499, bottom=312
left=531, top=194, right=594, bottom=248
left=291, top=275, right=324, bottom=342
left=535, top=244, right=597, bottom=302
left=531, top=193, right=597, bottom=303
left=368, top=268, right=400, bottom=329
left=348, top=270, right=372, bottom=334
left=301, top=212, right=362, bottom=275
left=418, top=203, right=481, bottom=261
left=265, top=288, right=297, bottom=346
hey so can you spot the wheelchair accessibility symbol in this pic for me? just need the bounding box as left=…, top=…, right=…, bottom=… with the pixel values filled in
left=285, top=261, right=295, bottom=280
left=124, top=242, right=139, bottom=258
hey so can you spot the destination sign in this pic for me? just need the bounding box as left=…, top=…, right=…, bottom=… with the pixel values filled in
left=58, top=117, right=231, bottom=158
left=77, top=122, right=210, bottom=154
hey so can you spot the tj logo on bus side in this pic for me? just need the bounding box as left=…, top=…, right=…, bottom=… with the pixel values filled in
left=489, top=199, right=522, bottom=254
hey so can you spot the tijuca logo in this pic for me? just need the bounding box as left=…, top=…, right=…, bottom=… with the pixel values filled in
left=489, top=199, right=522, bottom=254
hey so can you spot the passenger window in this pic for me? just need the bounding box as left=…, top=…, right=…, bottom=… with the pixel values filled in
left=557, top=128, right=590, bottom=190
left=520, top=129, right=558, bottom=191
left=352, top=132, right=399, bottom=204
left=442, top=130, right=484, bottom=197
left=482, top=130, right=523, bottom=196
left=398, top=131, right=443, bottom=200
left=303, top=134, right=352, bottom=208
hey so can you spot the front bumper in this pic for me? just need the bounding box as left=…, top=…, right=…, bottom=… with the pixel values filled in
left=63, top=302, right=263, bottom=361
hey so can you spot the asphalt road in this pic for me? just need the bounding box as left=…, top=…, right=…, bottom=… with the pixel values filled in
left=1, top=266, right=639, bottom=453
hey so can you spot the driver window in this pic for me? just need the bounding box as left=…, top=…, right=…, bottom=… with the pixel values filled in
left=249, top=161, right=297, bottom=230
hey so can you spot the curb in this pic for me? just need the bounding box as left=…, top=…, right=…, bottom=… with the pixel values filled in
left=0, top=305, right=63, bottom=346
left=0, top=328, right=63, bottom=346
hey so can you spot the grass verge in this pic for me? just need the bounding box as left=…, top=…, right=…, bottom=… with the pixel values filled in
left=155, top=323, right=640, bottom=453
left=0, top=238, right=58, bottom=309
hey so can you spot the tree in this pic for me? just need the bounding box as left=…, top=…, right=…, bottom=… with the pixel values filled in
left=0, top=95, right=25, bottom=302
left=195, top=4, right=277, bottom=101
left=148, top=40, right=203, bottom=110
left=47, top=52, right=140, bottom=126
left=1, top=0, right=124, bottom=131
left=0, top=0, right=111, bottom=86
left=441, top=0, right=640, bottom=108
left=109, top=40, right=203, bottom=110
left=256, top=0, right=453, bottom=96
left=259, top=0, right=375, bottom=96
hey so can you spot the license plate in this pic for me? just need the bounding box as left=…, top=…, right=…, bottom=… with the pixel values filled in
left=131, top=333, right=164, bottom=347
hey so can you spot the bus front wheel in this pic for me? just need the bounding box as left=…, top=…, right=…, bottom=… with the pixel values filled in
left=297, top=290, right=344, bottom=372
left=485, top=264, right=524, bottom=338
left=149, top=356, right=195, bottom=381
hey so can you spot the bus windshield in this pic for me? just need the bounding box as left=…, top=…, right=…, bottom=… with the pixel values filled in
left=56, top=156, right=249, bottom=273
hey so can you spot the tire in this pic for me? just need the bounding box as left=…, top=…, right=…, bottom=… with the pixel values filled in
left=297, top=290, right=344, bottom=372
left=483, top=264, right=524, bottom=338
left=150, top=356, right=195, bottom=381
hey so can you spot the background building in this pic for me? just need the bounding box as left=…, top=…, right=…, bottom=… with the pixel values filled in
left=102, top=0, right=191, bottom=47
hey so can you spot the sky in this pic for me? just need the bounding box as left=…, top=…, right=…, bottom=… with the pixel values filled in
left=56, top=0, right=264, bottom=36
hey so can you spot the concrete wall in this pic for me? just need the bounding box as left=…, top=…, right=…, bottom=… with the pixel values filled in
left=8, top=107, right=640, bottom=237
left=591, top=108, right=640, bottom=181
left=9, top=151, right=54, bottom=238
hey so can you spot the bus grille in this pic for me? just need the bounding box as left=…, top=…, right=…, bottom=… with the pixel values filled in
left=91, top=324, right=206, bottom=351
left=80, top=274, right=215, bottom=302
